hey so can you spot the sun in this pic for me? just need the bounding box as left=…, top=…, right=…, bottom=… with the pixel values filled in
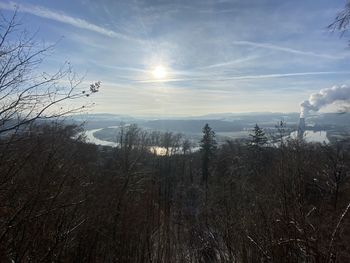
left=152, top=65, right=167, bottom=79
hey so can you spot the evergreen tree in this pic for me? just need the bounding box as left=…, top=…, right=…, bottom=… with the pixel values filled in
left=249, top=124, right=268, bottom=147
left=200, top=123, right=217, bottom=186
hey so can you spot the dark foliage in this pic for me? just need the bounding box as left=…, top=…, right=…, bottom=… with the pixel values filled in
left=0, top=123, right=349, bottom=262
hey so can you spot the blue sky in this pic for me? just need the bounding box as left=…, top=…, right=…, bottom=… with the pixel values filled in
left=1, top=0, right=350, bottom=116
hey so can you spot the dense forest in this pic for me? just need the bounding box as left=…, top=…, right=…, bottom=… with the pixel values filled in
left=1, top=6, right=350, bottom=263
left=1, top=121, right=350, bottom=262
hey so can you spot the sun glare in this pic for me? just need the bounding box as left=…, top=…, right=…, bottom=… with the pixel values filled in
left=152, top=65, right=167, bottom=79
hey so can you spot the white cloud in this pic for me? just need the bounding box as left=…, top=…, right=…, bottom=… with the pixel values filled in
left=0, top=1, right=137, bottom=41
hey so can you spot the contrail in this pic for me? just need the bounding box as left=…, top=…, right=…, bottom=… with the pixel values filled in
left=232, top=40, right=344, bottom=60
left=0, top=1, right=140, bottom=41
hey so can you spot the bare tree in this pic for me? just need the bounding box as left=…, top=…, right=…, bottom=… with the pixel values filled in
left=0, top=9, right=99, bottom=136
left=328, top=0, right=350, bottom=41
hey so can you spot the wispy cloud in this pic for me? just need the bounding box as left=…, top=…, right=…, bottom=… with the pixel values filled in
left=200, top=55, right=260, bottom=69
left=232, top=40, right=343, bottom=60
left=137, top=71, right=350, bottom=83
left=217, top=71, right=350, bottom=81
left=0, top=1, right=138, bottom=41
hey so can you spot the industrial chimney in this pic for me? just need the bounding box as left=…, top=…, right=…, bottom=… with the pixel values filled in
left=297, top=117, right=305, bottom=140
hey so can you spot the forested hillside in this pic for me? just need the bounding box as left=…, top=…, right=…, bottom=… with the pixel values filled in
left=0, top=122, right=349, bottom=262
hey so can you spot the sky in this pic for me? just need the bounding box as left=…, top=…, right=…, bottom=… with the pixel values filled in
left=1, top=0, right=350, bottom=116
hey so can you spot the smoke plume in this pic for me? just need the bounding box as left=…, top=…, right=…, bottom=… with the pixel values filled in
left=300, top=85, right=350, bottom=117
